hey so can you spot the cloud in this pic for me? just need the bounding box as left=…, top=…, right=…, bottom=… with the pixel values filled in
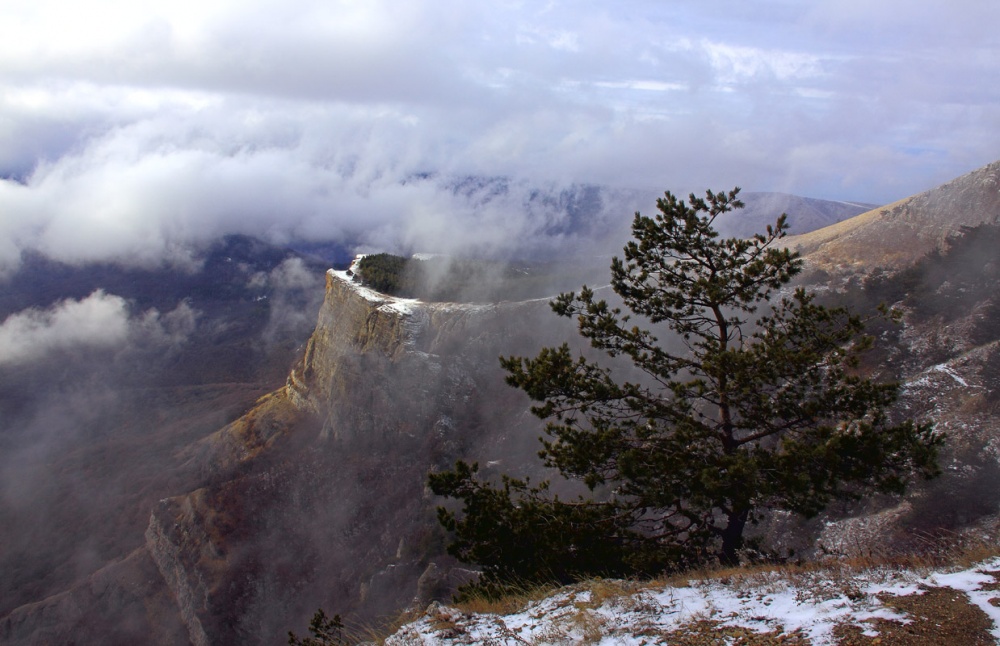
left=0, top=291, right=130, bottom=365
left=0, top=0, right=997, bottom=275
left=0, top=291, right=199, bottom=366
left=132, top=300, right=200, bottom=349
left=255, top=257, right=326, bottom=346
left=700, top=41, right=824, bottom=86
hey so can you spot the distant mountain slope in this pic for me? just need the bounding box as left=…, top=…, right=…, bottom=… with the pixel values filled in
left=411, top=174, right=877, bottom=254
left=0, top=236, right=328, bottom=641
left=788, top=159, right=1000, bottom=273
left=716, top=192, right=877, bottom=238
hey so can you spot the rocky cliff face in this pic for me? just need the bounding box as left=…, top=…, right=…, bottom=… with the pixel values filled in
left=2, top=266, right=566, bottom=645
left=131, top=269, right=568, bottom=644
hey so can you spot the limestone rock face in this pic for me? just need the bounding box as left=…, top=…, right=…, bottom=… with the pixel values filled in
left=288, top=271, right=521, bottom=443
left=145, top=493, right=220, bottom=646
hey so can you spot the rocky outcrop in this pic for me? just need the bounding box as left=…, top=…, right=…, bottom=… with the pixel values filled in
left=286, top=270, right=516, bottom=442
left=145, top=494, right=219, bottom=646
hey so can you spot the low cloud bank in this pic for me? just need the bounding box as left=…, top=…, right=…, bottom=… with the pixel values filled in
left=0, top=111, right=648, bottom=278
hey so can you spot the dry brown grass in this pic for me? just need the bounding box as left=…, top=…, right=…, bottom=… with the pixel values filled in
left=573, top=577, right=642, bottom=608
left=651, top=534, right=1000, bottom=593
left=360, top=606, right=425, bottom=645
left=452, top=579, right=560, bottom=617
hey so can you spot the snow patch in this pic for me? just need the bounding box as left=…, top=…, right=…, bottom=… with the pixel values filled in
left=903, top=359, right=974, bottom=393
left=931, top=362, right=970, bottom=387
left=330, top=255, right=507, bottom=314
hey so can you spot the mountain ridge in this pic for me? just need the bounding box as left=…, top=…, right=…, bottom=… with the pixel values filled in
left=787, top=160, right=1000, bottom=273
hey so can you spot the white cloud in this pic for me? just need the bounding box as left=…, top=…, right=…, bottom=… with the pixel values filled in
left=594, top=80, right=686, bottom=92
left=267, top=257, right=318, bottom=292
left=132, top=300, right=200, bottom=348
left=0, top=291, right=202, bottom=366
left=0, top=291, right=130, bottom=365
left=701, top=41, right=824, bottom=86
left=258, top=257, right=326, bottom=346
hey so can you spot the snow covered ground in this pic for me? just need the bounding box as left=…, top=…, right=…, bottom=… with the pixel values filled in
left=385, top=556, right=1000, bottom=644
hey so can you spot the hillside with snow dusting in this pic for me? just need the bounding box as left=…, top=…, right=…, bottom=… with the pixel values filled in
left=385, top=557, right=1000, bottom=644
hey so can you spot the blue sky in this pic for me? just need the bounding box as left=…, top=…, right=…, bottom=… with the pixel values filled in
left=0, top=0, right=997, bottom=271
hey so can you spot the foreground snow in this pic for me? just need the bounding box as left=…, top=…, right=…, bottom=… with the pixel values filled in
left=385, top=556, right=1000, bottom=644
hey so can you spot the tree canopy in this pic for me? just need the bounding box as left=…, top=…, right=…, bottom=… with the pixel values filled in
left=429, top=187, right=941, bottom=591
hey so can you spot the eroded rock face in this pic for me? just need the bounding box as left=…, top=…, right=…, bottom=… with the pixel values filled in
left=145, top=493, right=220, bottom=646
left=0, top=265, right=563, bottom=645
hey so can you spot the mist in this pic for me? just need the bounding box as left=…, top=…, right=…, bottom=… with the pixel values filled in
left=0, top=233, right=335, bottom=626
left=0, top=291, right=130, bottom=365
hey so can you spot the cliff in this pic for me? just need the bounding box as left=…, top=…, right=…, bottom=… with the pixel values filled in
left=135, top=269, right=567, bottom=644
left=0, top=266, right=561, bottom=645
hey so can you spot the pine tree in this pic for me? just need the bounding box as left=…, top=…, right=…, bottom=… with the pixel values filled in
left=430, top=187, right=940, bottom=589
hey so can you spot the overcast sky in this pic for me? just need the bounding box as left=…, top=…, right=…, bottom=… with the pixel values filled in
left=1, top=0, right=997, bottom=273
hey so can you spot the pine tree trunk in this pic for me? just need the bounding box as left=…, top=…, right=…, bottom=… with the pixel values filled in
left=719, top=508, right=749, bottom=566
